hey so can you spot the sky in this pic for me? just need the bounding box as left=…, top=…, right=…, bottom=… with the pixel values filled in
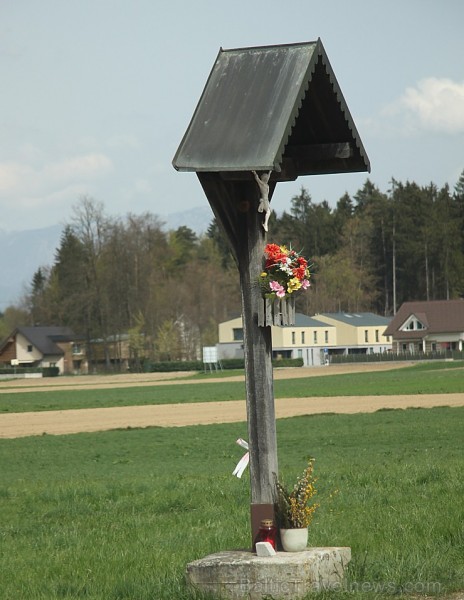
left=1, top=0, right=464, bottom=233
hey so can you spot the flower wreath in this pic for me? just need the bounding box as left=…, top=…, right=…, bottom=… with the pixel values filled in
left=260, top=244, right=311, bottom=299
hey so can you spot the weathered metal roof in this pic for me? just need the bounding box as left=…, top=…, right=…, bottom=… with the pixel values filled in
left=173, top=39, right=370, bottom=179
left=318, top=312, right=392, bottom=327
left=290, top=314, right=335, bottom=328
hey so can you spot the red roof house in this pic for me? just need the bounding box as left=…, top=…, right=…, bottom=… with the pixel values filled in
left=384, top=299, right=464, bottom=353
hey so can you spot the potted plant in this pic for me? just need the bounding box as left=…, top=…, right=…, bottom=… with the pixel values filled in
left=274, top=458, right=319, bottom=552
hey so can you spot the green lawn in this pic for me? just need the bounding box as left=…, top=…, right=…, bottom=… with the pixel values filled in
left=0, top=406, right=463, bottom=599
left=1, top=361, right=464, bottom=414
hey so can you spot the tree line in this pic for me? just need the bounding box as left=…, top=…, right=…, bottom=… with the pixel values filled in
left=1, top=170, right=463, bottom=367
left=211, top=170, right=464, bottom=317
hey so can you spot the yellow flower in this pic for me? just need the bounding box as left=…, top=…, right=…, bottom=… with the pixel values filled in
left=287, top=277, right=301, bottom=293
left=260, top=272, right=267, bottom=277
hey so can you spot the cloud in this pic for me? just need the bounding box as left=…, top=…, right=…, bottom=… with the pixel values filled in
left=0, top=153, right=113, bottom=197
left=401, top=78, right=464, bottom=133
left=0, top=162, right=30, bottom=193
left=0, top=152, right=114, bottom=229
left=12, top=183, right=91, bottom=211
left=44, top=154, right=113, bottom=184
left=384, top=77, right=464, bottom=135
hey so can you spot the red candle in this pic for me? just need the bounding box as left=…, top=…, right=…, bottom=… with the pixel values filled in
left=254, top=519, right=277, bottom=551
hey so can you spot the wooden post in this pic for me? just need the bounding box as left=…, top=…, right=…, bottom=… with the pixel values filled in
left=238, top=205, right=278, bottom=547
left=197, top=173, right=278, bottom=547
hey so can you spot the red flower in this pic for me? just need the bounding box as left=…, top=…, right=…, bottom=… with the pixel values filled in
left=292, top=266, right=307, bottom=280
left=265, top=243, right=287, bottom=267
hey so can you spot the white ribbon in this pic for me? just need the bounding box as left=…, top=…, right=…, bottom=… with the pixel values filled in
left=232, top=438, right=249, bottom=478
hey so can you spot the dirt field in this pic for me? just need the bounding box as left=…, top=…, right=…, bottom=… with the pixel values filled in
left=1, top=362, right=463, bottom=439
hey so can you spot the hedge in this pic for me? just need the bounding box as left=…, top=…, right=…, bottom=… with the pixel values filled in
left=42, top=366, right=60, bottom=377
left=142, top=357, right=303, bottom=372
left=0, top=367, right=42, bottom=375
left=330, top=350, right=464, bottom=364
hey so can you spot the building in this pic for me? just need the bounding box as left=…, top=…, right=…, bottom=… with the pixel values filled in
left=89, top=334, right=132, bottom=371
left=314, top=312, right=392, bottom=355
left=0, top=326, right=84, bottom=374
left=218, top=311, right=392, bottom=367
left=384, top=299, right=464, bottom=353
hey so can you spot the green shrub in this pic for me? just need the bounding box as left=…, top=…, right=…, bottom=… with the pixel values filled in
left=144, top=361, right=204, bottom=372
left=143, top=357, right=303, bottom=373
left=42, top=366, right=60, bottom=377
left=220, top=358, right=245, bottom=369
left=0, top=367, right=42, bottom=375
left=273, top=357, right=303, bottom=367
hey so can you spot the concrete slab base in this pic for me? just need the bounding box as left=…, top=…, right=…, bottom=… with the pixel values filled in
left=186, top=547, right=351, bottom=600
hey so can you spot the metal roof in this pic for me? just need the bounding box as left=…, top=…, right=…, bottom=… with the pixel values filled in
left=290, top=313, right=335, bottom=328
left=318, top=312, right=392, bottom=327
left=173, top=39, right=369, bottom=179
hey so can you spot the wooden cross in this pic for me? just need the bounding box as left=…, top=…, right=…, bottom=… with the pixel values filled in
left=197, top=172, right=279, bottom=543
left=173, top=40, right=370, bottom=546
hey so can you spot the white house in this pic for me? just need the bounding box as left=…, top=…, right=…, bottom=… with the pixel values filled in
left=314, top=312, right=392, bottom=356
left=218, top=312, right=392, bottom=367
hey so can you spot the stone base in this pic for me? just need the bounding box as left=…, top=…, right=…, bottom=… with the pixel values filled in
left=186, top=547, right=351, bottom=600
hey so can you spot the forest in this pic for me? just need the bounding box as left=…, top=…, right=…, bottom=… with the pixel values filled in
left=1, top=170, right=464, bottom=364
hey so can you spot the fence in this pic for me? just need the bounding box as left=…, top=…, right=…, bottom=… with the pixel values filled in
left=329, top=350, right=464, bottom=365
left=0, top=366, right=59, bottom=378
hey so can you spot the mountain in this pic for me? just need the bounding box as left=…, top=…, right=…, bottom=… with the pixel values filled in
left=0, top=206, right=214, bottom=309
left=160, top=205, right=213, bottom=235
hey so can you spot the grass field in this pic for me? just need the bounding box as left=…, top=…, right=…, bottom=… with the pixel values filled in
left=0, top=363, right=463, bottom=598
left=1, top=361, right=463, bottom=414
left=0, top=404, right=463, bottom=599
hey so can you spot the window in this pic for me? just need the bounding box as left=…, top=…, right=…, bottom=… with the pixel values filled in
left=401, top=317, right=426, bottom=332
left=27, top=344, right=33, bottom=352
left=72, top=343, right=82, bottom=355
left=364, top=330, right=369, bottom=343
left=375, top=329, right=379, bottom=342
left=313, top=331, right=318, bottom=344
left=291, top=331, right=296, bottom=344
left=301, top=331, right=305, bottom=344
left=233, top=328, right=244, bottom=341
left=324, top=330, right=329, bottom=344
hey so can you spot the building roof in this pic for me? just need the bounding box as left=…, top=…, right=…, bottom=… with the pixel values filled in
left=288, top=313, right=335, bottom=328
left=317, top=312, right=392, bottom=327
left=384, top=299, right=464, bottom=338
left=220, top=313, right=334, bottom=329
left=16, top=326, right=77, bottom=356
left=173, top=40, right=369, bottom=179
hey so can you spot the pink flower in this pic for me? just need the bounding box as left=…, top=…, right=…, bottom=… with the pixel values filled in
left=270, top=281, right=286, bottom=298
left=300, top=279, right=310, bottom=290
